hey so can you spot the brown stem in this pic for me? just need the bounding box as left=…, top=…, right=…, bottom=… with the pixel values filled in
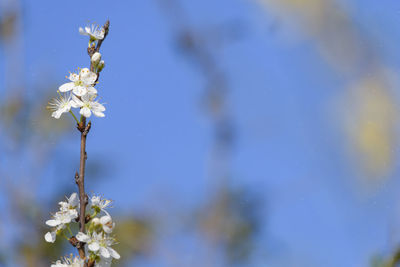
left=76, top=119, right=90, bottom=259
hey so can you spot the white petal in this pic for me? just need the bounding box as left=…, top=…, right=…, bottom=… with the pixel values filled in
left=79, top=68, right=90, bottom=77
left=103, top=225, right=113, bottom=234
left=92, top=110, right=105, bottom=118
left=68, top=193, right=79, bottom=207
left=46, top=219, right=60, bottom=227
left=88, top=242, right=100, bottom=252
left=51, top=110, right=62, bottom=119
left=81, top=93, right=91, bottom=102
left=87, top=87, right=97, bottom=95
left=68, top=209, right=78, bottom=219
left=80, top=107, right=92, bottom=118
left=44, top=231, right=56, bottom=243
left=71, top=97, right=83, bottom=108
left=81, top=72, right=97, bottom=85
left=60, top=105, right=71, bottom=113
left=108, top=247, right=120, bottom=259
left=76, top=232, right=90, bottom=242
left=91, top=196, right=100, bottom=206
left=92, top=217, right=100, bottom=225
left=72, top=86, right=87, bottom=97
left=92, top=102, right=105, bottom=112
left=60, top=216, right=71, bottom=224
left=69, top=73, right=79, bottom=82
left=70, top=102, right=80, bottom=109
left=100, top=246, right=110, bottom=258
left=59, top=82, right=75, bottom=92
left=100, top=215, right=111, bottom=224
left=79, top=27, right=86, bottom=35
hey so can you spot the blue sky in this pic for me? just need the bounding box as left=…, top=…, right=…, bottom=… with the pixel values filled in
left=3, top=0, right=400, bottom=266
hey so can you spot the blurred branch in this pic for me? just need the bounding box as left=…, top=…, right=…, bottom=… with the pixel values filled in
left=157, top=1, right=263, bottom=265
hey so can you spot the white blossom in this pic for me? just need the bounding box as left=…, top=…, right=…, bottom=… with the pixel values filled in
left=79, top=24, right=105, bottom=41
left=44, top=224, right=65, bottom=243
left=76, top=232, right=120, bottom=260
left=46, top=206, right=77, bottom=227
left=51, top=255, right=85, bottom=267
left=99, top=215, right=115, bottom=234
left=59, top=68, right=97, bottom=97
left=48, top=92, right=73, bottom=119
left=89, top=215, right=114, bottom=234
left=59, top=192, right=79, bottom=211
left=90, top=195, right=112, bottom=213
left=72, top=94, right=105, bottom=118
left=44, top=193, right=79, bottom=243
left=45, top=231, right=57, bottom=243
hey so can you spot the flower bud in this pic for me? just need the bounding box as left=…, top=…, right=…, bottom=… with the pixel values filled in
left=91, top=217, right=100, bottom=225
left=91, top=52, right=102, bottom=66
left=97, top=60, right=105, bottom=72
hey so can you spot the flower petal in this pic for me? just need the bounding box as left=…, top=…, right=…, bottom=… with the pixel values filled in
left=100, top=246, right=110, bottom=258
left=69, top=73, right=79, bottom=82
left=100, top=215, right=111, bottom=224
left=44, top=231, right=56, bottom=243
left=71, top=95, right=83, bottom=108
left=59, top=82, right=75, bottom=92
left=76, top=232, right=90, bottom=243
left=72, top=86, right=87, bottom=97
left=79, top=27, right=86, bottom=35
left=92, top=102, right=105, bottom=112
left=108, top=247, right=120, bottom=259
left=51, top=110, right=62, bottom=119
left=60, top=104, right=71, bottom=113
left=92, top=110, right=105, bottom=118
left=80, top=107, right=92, bottom=118
left=46, top=219, right=60, bottom=227
left=88, top=242, right=100, bottom=252
left=68, top=193, right=79, bottom=207
left=87, top=87, right=97, bottom=95
left=81, top=72, right=97, bottom=85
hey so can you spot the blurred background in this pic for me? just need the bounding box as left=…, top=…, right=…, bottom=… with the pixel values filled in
left=1, top=0, right=400, bottom=266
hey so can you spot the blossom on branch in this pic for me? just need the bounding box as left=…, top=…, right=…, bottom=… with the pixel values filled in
left=72, top=94, right=105, bottom=118
left=59, top=68, right=97, bottom=97
left=47, top=20, right=116, bottom=266
left=79, top=24, right=105, bottom=42
left=47, top=92, right=74, bottom=119
left=89, top=195, right=112, bottom=214
left=99, top=215, right=115, bottom=234
left=44, top=224, right=65, bottom=243
left=44, top=193, right=79, bottom=243
left=76, top=231, right=120, bottom=260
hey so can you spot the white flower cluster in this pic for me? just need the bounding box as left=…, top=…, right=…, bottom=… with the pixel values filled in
left=48, top=24, right=106, bottom=120
left=45, top=193, right=78, bottom=243
left=45, top=194, right=120, bottom=267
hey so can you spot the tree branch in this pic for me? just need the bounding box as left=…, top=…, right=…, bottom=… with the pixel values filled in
left=74, top=20, right=110, bottom=263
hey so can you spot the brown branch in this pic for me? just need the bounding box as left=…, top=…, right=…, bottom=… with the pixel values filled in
left=74, top=20, right=110, bottom=263
left=75, top=120, right=90, bottom=260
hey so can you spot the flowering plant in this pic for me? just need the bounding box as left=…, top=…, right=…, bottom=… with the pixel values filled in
left=45, top=21, right=118, bottom=267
